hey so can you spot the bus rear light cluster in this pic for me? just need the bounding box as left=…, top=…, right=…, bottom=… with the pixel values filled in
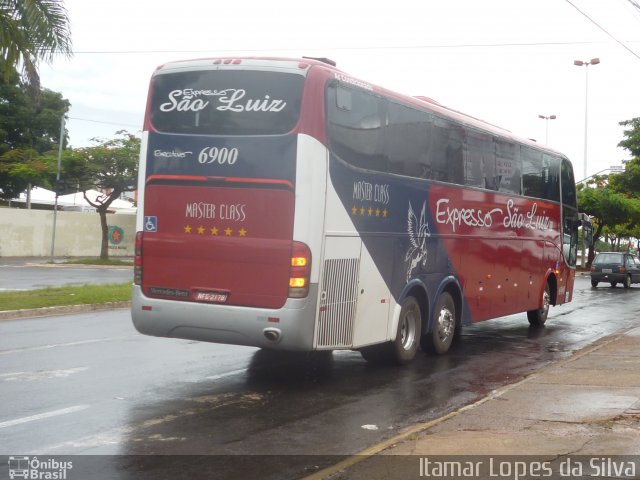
left=289, top=241, right=311, bottom=298
left=134, top=231, right=143, bottom=285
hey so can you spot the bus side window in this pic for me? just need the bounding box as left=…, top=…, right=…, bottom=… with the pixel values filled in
left=522, top=146, right=543, bottom=198
left=385, top=101, right=433, bottom=178
left=561, top=159, right=577, bottom=208
left=464, top=130, right=496, bottom=190
left=430, top=116, right=461, bottom=183
left=327, top=84, right=388, bottom=172
left=542, top=154, right=560, bottom=202
left=496, top=140, right=521, bottom=195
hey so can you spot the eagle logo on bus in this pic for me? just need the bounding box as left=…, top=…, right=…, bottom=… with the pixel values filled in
left=405, top=201, right=430, bottom=282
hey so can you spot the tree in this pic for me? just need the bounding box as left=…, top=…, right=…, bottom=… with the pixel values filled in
left=0, top=0, right=72, bottom=92
left=609, top=117, right=640, bottom=197
left=577, top=116, right=640, bottom=266
left=64, top=131, right=140, bottom=259
left=0, top=147, right=50, bottom=199
left=578, top=182, right=640, bottom=265
left=0, top=63, right=69, bottom=199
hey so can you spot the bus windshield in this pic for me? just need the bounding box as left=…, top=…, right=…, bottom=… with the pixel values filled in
left=150, top=70, right=305, bottom=136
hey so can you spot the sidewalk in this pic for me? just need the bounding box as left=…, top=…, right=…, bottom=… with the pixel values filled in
left=310, top=326, right=640, bottom=479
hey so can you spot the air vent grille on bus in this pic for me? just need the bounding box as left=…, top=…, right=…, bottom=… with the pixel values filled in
left=316, top=258, right=360, bottom=348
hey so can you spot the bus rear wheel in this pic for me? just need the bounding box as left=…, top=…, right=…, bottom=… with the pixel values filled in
left=422, top=292, right=456, bottom=355
left=359, top=296, right=421, bottom=365
left=390, top=296, right=422, bottom=364
left=527, top=283, right=550, bottom=326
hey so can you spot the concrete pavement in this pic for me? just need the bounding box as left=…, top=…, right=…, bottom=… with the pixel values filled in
left=309, top=326, right=640, bottom=479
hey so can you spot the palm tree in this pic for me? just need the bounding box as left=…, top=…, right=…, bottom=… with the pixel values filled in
left=0, top=0, right=72, bottom=91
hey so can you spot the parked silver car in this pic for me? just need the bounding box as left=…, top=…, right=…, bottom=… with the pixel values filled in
left=590, top=252, right=640, bottom=288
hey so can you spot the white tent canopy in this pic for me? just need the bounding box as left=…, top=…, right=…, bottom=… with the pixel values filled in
left=11, top=187, right=136, bottom=213
left=16, top=186, right=57, bottom=204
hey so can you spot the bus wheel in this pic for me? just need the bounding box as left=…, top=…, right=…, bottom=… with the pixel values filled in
left=390, top=296, right=422, bottom=364
left=422, top=292, right=456, bottom=355
left=527, top=283, right=550, bottom=327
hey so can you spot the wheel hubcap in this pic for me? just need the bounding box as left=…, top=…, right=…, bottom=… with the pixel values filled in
left=542, top=289, right=550, bottom=314
left=437, top=307, right=454, bottom=343
left=400, top=307, right=418, bottom=350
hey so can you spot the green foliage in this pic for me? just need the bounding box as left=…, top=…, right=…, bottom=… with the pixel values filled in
left=609, top=117, right=640, bottom=198
left=0, top=74, right=70, bottom=155
left=62, top=131, right=140, bottom=206
left=577, top=181, right=640, bottom=266
left=618, top=117, right=640, bottom=158
left=0, top=68, right=69, bottom=199
left=0, top=0, right=72, bottom=91
left=0, top=147, right=51, bottom=198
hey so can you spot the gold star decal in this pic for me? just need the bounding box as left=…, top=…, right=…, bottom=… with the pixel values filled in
left=359, top=207, right=365, bottom=216
left=239, top=228, right=247, bottom=237
left=197, top=226, right=205, bottom=235
left=352, top=206, right=357, bottom=215
left=224, top=227, right=233, bottom=236
left=210, top=227, right=218, bottom=236
left=368, top=207, right=373, bottom=216
left=376, top=208, right=381, bottom=217
left=382, top=209, right=388, bottom=218
left=184, top=225, right=192, bottom=234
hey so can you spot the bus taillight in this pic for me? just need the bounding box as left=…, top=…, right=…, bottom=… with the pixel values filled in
left=289, top=241, right=311, bottom=298
left=134, top=231, right=143, bottom=285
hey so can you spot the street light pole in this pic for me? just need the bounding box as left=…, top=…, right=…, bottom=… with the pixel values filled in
left=50, top=115, right=65, bottom=261
left=538, top=114, right=556, bottom=145
left=574, top=57, right=600, bottom=270
left=574, top=57, right=600, bottom=180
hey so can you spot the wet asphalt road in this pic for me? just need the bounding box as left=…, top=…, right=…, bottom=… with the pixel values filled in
left=1, top=276, right=640, bottom=479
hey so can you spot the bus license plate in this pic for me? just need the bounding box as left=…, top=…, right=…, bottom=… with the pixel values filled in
left=194, top=291, right=228, bottom=303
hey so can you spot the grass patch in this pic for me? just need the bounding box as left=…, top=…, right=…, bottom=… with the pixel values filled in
left=0, top=282, right=132, bottom=311
left=58, top=258, right=133, bottom=266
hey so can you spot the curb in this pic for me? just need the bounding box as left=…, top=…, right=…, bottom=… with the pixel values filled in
left=0, top=301, right=131, bottom=321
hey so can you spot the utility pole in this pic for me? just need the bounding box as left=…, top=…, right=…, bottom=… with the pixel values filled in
left=50, top=115, right=65, bottom=261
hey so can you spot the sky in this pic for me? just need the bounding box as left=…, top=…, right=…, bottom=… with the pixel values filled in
left=39, top=0, right=640, bottom=182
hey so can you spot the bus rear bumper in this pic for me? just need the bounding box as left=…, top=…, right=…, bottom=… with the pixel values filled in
left=130, top=285, right=318, bottom=351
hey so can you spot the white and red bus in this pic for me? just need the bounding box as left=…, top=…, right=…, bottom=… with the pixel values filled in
left=132, top=57, right=589, bottom=364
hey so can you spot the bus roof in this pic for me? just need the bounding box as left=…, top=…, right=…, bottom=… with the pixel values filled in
left=152, top=56, right=568, bottom=159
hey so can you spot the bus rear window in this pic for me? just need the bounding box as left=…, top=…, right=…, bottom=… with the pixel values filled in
left=150, top=70, right=304, bottom=135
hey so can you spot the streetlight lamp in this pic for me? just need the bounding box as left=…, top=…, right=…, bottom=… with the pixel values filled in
left=574, top=57, right=600, bottom=180
left=538, top=114, right=556, bottom=145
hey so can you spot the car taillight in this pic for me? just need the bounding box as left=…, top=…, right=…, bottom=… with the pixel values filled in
left=590, top=266, right=596, bottom=272
left=619, top=267, right=626, bottom=273
left=289, top=241, right=311, bottom=298
left=134, top=231, right=143, bottom=285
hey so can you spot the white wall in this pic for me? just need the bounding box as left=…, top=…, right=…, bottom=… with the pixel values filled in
left=0, top=208, right=135, bottom=257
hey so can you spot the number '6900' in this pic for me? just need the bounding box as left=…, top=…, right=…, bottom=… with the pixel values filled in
left=198, top=147, right=239, bottom=165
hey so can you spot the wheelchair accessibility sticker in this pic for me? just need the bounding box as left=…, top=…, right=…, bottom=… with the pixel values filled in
left=144, top=216, right=158, bottom=232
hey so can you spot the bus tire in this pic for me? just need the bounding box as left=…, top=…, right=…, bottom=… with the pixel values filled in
left=391, top=296, right=422, bottom=364
left=422, top=292, right=456, bottom=355
left=527, top=283, right=550, bottom=327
